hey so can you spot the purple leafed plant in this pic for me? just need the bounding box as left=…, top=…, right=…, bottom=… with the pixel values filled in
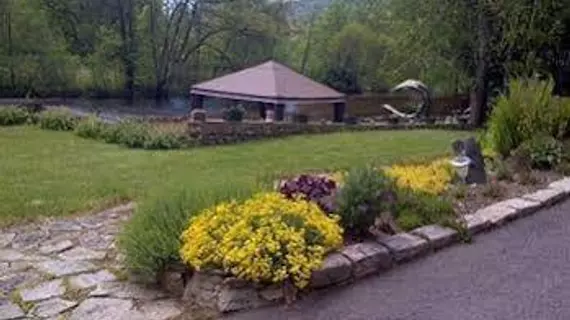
left=279, top=174, right=337, bottom=213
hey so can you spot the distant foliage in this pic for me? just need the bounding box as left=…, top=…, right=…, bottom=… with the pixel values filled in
left=223, top=105, right=246, bottom=122
left=0, top=107, right=29, bottom=126
left=279, top=174, right=337, bottom=213
left=488, top=79, right=570, bottom=157
left=38, top=108, right=77, bottom=131
left=143, top=131, right=183, bottom=150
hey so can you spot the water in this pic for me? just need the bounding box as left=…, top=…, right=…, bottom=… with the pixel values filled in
left=0, top=97, right=190, bottom=123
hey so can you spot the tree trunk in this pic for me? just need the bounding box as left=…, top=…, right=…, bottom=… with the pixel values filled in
left=470, top=1, right=491, bottom=127
left=6, top=6, right=16, bottom=92
left=118, top=0, right=136, bottom=103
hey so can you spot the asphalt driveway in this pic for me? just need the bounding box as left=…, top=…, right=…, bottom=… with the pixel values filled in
left=227, top=199, right=570, bottom=320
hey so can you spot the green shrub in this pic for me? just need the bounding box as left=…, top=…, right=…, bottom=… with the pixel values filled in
left=115, top=120, right=150, bottom=149
left=515, top=135, right=563, bottom=170
left=223, top=105, right=246, bottom=122
left=118, top=182, right=266, bottom=279
left=395, top=190, right=456, bottom=231
left=38, top=107, right=78, bottom=131
left=488, top=78, right=570, bottom=157
left=143, top=132, right=183, bottom=150
left=0, top=107, right=29, bottom=126
left=335, top=165, right=394, bottom=236
left=75, top=116, right=108, bottom=140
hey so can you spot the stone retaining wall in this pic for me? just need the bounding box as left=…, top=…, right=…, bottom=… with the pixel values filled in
left=187, top=122, right=471, bottom=146
left=173, top=177, right=570, bottom=314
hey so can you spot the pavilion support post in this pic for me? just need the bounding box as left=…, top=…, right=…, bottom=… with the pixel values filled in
left=190, top=94, right=205, bottom=110
left=333, top=102, right=346, bottom=123
left=275, top=104, right=285, bottom=122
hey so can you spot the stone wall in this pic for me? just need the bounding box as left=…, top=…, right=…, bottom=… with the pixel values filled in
left=187, top=121, right=470, bottom=146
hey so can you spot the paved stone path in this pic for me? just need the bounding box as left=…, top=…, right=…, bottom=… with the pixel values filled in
left=0, top=203, right=183, bottom=320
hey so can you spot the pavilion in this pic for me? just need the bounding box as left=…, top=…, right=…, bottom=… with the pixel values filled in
left=190, top=60, right=347, bottom=122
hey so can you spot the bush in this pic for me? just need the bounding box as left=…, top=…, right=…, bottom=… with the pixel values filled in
left=113, top=120, right=150, bottom=149
left=0, top=107, right=29, bottom=126
left=38, top=107, right=78, bottom=131
left=119, top=182, right=263, bottom=279
left=279, top=174, right=337, bottom=213
left=143, top=132, right=184, bottom=150
left=515, top=135, right=563, bottom=170
left=488, top=78, right=570, bottom=157
left=179, top=192, right=343, bottom=289
left=335, top=165, right=394, bottom=236
left=384, top=158, right=454, bottom=195
left=74, top=116, right=108, bottom=140
left=223, top=105, right=246, bottom=122
left=395, top=190, right=456, bottom=231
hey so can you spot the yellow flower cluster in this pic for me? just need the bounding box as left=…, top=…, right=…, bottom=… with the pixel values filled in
left=384, top=158, right=454, bottom=195
left=179, top=192, right=343, bottom=289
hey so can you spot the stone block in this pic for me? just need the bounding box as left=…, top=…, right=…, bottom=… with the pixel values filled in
left=523, top=188, right=567, bottom=207
left=410, top=225, right=459, bottom=250
left=217, top=286, right=268, bottom=313
left=20, top=279, right=65, bottom=302
left=549, top=178, right=570, bottom=194
left=377, top=233, right=429, bottom=262
left=309, top=253, right=352, bottom=289
left=461, top=214, right=491, bottom=235
left=499, top=198, right=542, bottom=218
left=473, top=203, right=518, bottom=227
left=0, top=302, right=24, bottom=320
left=183, top=272, right=224, bottom=307
left=340, top=242, right=392, bottom=278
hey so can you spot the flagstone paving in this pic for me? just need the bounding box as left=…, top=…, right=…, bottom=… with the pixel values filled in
left=0, top=203, right=184, bottom=320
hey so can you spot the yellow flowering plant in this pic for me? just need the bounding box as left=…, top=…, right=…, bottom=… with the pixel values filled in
left=179, top=192, right=343, bottom=289
left=384, top=158, right=454, bottom=195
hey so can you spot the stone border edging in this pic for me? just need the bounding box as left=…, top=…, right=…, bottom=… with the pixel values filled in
left=310, top=177, right=570, bottom=289
left=181, top=177, right=570, bottom=314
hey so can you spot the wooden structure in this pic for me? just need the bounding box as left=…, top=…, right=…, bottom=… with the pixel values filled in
left=190, top=61, right=347, bottom=122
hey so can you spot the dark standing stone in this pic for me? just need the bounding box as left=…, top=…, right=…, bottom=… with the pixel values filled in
left=463, top=137, right=487, bottom=184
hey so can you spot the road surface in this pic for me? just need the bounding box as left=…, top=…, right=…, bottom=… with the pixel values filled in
left=227, top=199, right=570, bottom=320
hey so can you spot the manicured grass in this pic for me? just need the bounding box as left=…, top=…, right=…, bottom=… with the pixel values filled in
left=0, top=126, right=468, bottom=225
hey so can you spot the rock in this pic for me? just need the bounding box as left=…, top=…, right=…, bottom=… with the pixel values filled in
left=461, top=214, right=490, bottom=235
left=37, top=260, right=97, bottom=277
left=523, top=188, right=567, bottom=206
left=217, top=286, right=267, bottom=313
left=80, top=232, right=114, bottom=251
left=47, top=221, right=83, bottom=232
left=377, top=233, right=429, bottom=262
left=183, top=272, right=224, bottom=304
left=473, top=202, right=518, bottom=226
left=499, top=198, right=542, bottom=218
left=0, top=301, right=25, bottom=320
left=411, top=225, right=459, bottom=250
left=310, top=253, right=352, bottom=289
left=341, top=242, right=392, bottom=278
left=69, top=270, right=117, bottom=289
left=32, top=298, right=77, bottom=317
left=58, top=247, right=106, bottom=261
left=39, top=240, right=74, bottom=255
left=69, top=298, right=133, bottom=320
left=0, top=234, right=15, bottom=249
left=0, top=263, right=8, bottom=276
left=130, top=299, right=182, bottom=320
left=20, top=279, right=65, bottom=302
left=0, top=250, right=25, bottom=262
left=259, top=285, right=283, bottom=302
left=90, top=282, right=166, bottom=301
left=549, top=178, right=570, bottom=194
left=158, top=269, right=188, bottom=297
left=11, top=230, right=50, bottom=249
left=0, top=272, right=41, bottom=295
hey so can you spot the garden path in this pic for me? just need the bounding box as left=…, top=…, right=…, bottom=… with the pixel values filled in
left=0, top=203, right=183, bottom=320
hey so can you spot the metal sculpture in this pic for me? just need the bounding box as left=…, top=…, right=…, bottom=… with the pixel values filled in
left=382, top=79, right=432, bottom=120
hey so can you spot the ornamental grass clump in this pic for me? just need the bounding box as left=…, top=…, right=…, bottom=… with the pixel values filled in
left=384, top=158, right=454, bottom=195
left=179, top=192, right=343, bottom=289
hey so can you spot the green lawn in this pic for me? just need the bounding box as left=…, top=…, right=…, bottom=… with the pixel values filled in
left=0, top=126, right=468, bottom=225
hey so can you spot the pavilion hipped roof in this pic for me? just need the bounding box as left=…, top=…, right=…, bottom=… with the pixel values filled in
left=190, top=60, right=346, bottom=105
